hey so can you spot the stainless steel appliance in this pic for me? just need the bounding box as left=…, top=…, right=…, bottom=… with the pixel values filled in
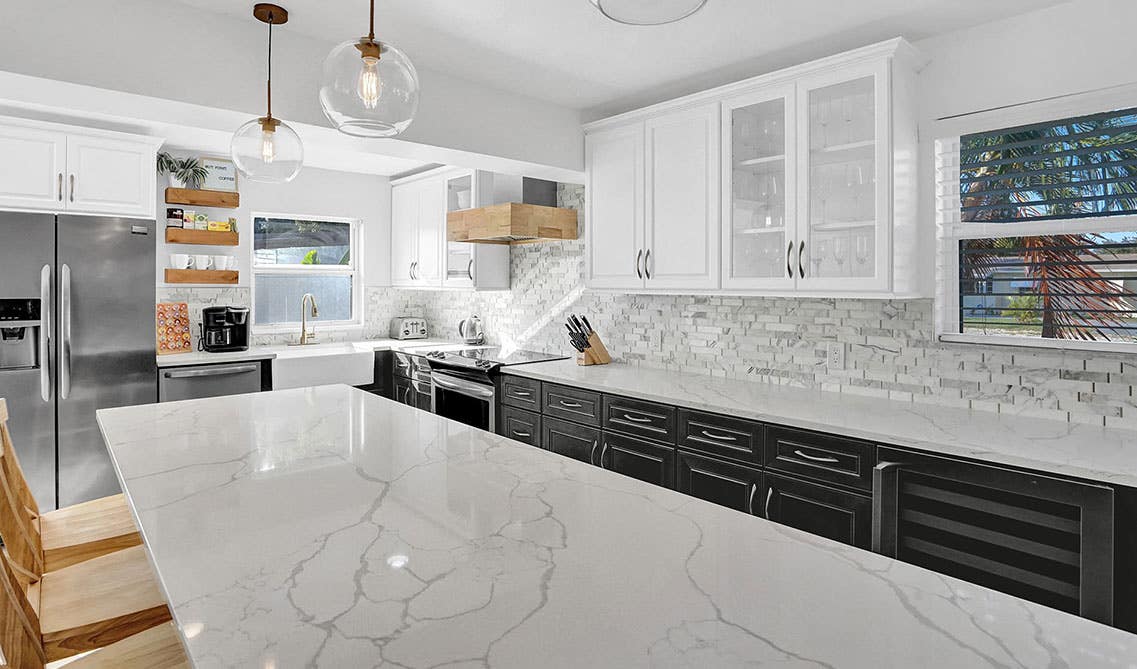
left=389, top=317, right=428, bottom=340
left=0, top=213, right=156, bottom=509
left=199, top=306, right=250, bottom=352
left=427, top=347, right=566, bottom=432
left=457, top=314, right=485, bottom=345
left=159, top=360, right=266, bottom=402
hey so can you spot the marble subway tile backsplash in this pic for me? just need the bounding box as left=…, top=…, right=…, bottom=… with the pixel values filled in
left=370, top=183, right=1137, bottom=430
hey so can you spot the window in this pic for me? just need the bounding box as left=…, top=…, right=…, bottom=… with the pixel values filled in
left=251, top=215, right=361, bottom=329
left=937, top=105, right=1137, bottom=350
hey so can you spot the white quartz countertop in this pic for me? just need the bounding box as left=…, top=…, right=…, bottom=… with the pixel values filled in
left=155, top=338, right=457, bottom=368
left=97, top=385, right=1136, bottom=668
left=502, top=360, right=1137, bottom=488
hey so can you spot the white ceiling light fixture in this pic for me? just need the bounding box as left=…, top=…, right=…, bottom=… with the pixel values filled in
left=230, top=3, right=304, bottom=183
left=319, top=0, right=420, bottom=138
left=589, top=0, right=708, bottom=25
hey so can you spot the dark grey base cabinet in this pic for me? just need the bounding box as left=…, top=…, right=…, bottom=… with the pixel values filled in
left=677, top=450, right=762, bottom=514
left=765, top=473, right=873, bottom=549
left=542, top=416, right=600, bottom=464
left=501, top=406, right=541, bottom=447
left=392, top=376, right=413, bottom=407
left=602, top=432, right=675, bottom=489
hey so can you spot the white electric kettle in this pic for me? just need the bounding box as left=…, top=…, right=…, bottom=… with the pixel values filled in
left=458, top=314, right=485, bottom=345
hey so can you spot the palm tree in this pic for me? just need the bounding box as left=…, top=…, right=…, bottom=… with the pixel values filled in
left=959, top=112, right=1137, bottom=341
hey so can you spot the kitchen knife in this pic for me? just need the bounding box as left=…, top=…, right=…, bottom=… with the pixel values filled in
left=570, top=314, right=588, bottom=336
left=581, top=315, right=594, bottom=335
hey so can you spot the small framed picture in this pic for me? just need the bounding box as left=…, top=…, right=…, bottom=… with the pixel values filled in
left=201, top=156, right=239, bottom=192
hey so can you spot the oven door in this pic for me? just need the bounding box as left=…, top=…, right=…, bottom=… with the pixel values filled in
left=431, top=371, right=495, bottom=432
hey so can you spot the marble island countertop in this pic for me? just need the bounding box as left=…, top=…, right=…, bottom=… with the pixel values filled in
left=503, top=360, right=1137, bottom=488
left=97, top=385, right=1136, bottom=668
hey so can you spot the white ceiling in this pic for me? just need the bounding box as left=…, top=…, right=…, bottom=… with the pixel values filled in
left=174, top=0, right=1069, bottom=118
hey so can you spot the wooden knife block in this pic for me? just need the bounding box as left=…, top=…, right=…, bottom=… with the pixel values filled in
left=577, top=332, right=612, bottom=366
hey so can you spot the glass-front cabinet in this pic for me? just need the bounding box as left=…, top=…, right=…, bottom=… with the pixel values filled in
left=444, top=171, right=476, bottom=288
left=721, top=84, right=796, bottom=290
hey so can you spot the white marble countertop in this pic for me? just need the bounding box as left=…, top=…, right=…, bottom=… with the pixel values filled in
left=155, top=338, right=458, bottom=368
left=502, top=360, right=1137, bottom=488
left=97, top=385, right=1136, bottom=668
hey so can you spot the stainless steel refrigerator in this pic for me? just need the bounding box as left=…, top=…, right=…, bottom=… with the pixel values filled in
left=0, top=212, right=155, bottom=510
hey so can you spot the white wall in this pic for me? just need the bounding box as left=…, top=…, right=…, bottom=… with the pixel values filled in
left=0, top=0, right=583, bottom=173
left=155, top=155, right=391, bottom=289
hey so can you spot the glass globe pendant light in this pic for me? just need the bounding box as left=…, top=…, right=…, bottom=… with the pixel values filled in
left=319, top=0, right=420, bottom=137
left=589, top=0, right=708, bottom=25
left=231, top=3, right=303, bottom=183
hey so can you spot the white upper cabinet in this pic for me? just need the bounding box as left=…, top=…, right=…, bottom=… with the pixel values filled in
left=441, top=170, right=509, bottom=290
left=0, top=117, right=159, bottom=219
left=586, top=123, right=644, bottom=290
left=644, top=103, right=720, bottom=290
left=584, top=38, right=922, bottom=298
left=415, top=178, right=444, bottom=285
left=391, top=179, right=420, bottom=287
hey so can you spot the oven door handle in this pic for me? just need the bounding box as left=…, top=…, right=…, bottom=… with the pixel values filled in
left=432, top=373, right=495, bottom=399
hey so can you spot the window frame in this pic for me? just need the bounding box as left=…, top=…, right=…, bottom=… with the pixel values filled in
left=933, top=82, right=1137, bottom=353
left=249, top=211, right=364, bottom=334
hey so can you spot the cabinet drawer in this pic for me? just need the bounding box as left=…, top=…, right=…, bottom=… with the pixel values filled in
left=501, top=375, right=541, bottom=412
left=542, top=416, right=601, bottom=465
left=678, top=410, right=763, bottom=465
left=600, top=432, right=676, bottom=489
left=765, top=425, right=875, bottom=491
left=501, top=406, right=541, bottom=447
left=603, top=395, right=676, bottom=443
left=764, top=473, right=872, bottom=549
left=676, top=450, right=762, bottom=515
left=543, top=383, right=602, bottom=426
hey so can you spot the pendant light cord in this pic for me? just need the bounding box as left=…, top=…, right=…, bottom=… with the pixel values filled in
left=266, top=11, right=274, bottom=119
left=368, top=0, right=376, bottom=42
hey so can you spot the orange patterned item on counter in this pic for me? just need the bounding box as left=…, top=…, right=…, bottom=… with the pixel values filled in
left=156, top=302, right=193, bottom=355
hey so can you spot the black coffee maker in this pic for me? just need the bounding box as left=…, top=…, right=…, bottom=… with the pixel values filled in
left=199, top=306, right=250, bottom=352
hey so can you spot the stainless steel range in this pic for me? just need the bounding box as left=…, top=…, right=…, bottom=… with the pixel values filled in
left=425, top=347, right=566, bottom=432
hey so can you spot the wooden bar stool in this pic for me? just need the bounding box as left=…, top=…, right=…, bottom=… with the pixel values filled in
left=0, top=399, right=141, bottom=572
left=0, top=547, right=188, bottom=669
left=0, top=400, right=171, bottom=662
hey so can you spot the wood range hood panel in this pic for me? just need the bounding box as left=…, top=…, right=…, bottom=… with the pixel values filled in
left=447, top=203, right=579, bottom=245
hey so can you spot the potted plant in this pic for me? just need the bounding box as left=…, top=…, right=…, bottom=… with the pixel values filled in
left=157, top=152, right=210, bottom=189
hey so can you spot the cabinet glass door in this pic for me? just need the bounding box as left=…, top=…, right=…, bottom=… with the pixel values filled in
left=798, top=65, right=888, bottom=292
left=722, top=85, right=795, bottom=290
left=444, top=172, right=475, bottom=287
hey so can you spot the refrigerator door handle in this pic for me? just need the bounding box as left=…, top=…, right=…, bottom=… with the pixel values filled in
left=60, top=263, right=72, bottom=400
left=39, top=264, right=51, bottom=402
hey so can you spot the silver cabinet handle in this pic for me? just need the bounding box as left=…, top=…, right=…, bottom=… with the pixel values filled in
left=622, top=413, right=652, bottom=424
left=411, top=261, right=418, bottom=280
left=57, top=173, right=63, bottom=202
left=764, top=487, right=774, bottom=519
left=559, top=400, right=582, bottom=408
left=59, top=263, right=72, bottom=400
left=599, top=441, right=610, bottom=468
left=39, top=264, right=51, bottom=402
left=408, top=262, right=414, bottom=280
left=589, top=439, right=599, bottom=465
left=466, top=258, right=474, bottom=281
left=792, top=449, right=840, bottom=464
left=798, top=240, right=805, bottom=278
left=512, top=430, right=531, bottom=438
left=511, top=390, right=532, bottom=397
left=69, top=174, right=75, bottom=202
left=433, top=373, right=495, bottom=399
left=786, top=241, right=794, bottom=278
left=747, top=482, right=757, bottom=515
left=872, top=461, right=905, bottom=556
left=644, top=249, right=652, bottom=280
left=635, top=249, right=643, bottom=279
left=163, top=364, right=259, bottom=379
left=700, top=429, right=736, bottom=442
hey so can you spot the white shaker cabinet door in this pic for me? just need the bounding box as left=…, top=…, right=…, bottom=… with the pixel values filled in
left=0, top=125, right=66, bottom=212
left=65, top=135, right=155, bottom=218
left=414, top=175, right=444, bottom=286
left=390, top=181, right=419, bottom=287
left=586, top=123, right=645, bottom=290
left=643, top=103, right=720, bottom=290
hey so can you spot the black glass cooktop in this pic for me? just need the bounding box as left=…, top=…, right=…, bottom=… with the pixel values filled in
left=424, top=346, right=566, bottom=370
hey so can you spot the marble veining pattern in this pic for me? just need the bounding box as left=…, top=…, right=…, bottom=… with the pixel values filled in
left=97, top=385, right=1136, bottom=668
left=504, top=360, right=1137, bottom=488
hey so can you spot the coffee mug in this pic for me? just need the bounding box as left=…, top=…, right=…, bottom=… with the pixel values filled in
left=192, top=254, right=214, bottom=270
left=169, top=254, right=193, bottom=269
left=212, top=255, right=233, bottom=270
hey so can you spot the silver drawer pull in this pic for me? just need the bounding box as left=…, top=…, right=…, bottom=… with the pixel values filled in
left=163, top=364, right=259, bottom=379
left=700, top=429, right=737, bottom=442
left=511, top=390, right=532, bottom=397
left=512, top=430, right=531, bottom=438
left=622, top=413, right=652, bottom=424
left=559, top=400, right=582, bottom=408
left=793, top=449, right=840, bottom=464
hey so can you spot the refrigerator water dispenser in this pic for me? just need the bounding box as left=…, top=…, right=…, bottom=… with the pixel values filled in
left=0, top=298, right=40, bottom=370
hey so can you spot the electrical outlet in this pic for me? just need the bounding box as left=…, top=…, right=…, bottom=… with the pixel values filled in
left=827, top=342, right=846, bottom=370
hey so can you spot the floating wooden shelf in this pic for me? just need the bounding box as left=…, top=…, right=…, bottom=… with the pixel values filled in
left=165, top=228, right=238, bottom=246
left=447, top=203, right=578, bottom=245
left=164, top=269, right=239, bottom=285
left=164, top=187, right=240, bottom=209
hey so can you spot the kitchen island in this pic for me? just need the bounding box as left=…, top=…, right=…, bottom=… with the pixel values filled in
left=96, top=385, right=1136, bottom=668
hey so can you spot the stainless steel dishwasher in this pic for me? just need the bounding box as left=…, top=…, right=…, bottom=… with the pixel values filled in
left=158, top=361, right=266, bottom=402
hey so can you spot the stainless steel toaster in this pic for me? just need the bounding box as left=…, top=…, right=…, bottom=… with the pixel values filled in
left=390, top=316, right=428, bottom=340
